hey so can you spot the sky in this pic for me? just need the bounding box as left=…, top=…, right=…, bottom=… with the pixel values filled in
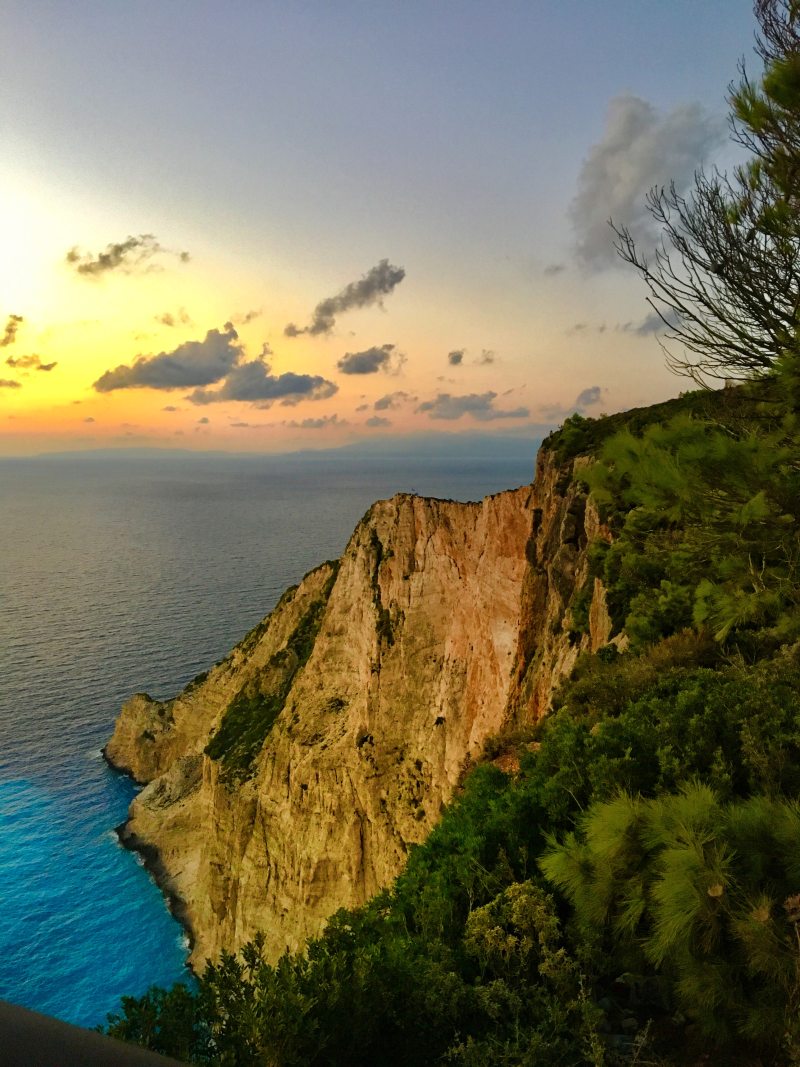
left=1, top=0, right=757, bottom=455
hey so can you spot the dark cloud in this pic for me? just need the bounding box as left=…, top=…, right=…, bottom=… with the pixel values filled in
left=285, top=259, right=405, bottom=336
left=417, top=392, right=529, bottom=422
left=1, top=314, right=23, bottom=347
left=572, top=95, right=725, bottom=270
left=374, top=390, right=412, bottom=411
left=162, top=405, right=178, bottom=412
left=197, top=417, right=210, bottom=424
left=6, top=354, right=58, bottom=371
left=156, top=308, right=193, bottom=328
left=285, top=414, right=343, bottom=429
left=187, top=358, right=337, bottom=407
left=337, top=343, right=400, bottom=375
left=356, top=403, right=369, bottom=412
left=93, top=325, right=242, bottom=392
left=618, top=308, right=682, bottom=335
left=448, top=349, right=465, bottom=366
left=539, top=385, right=604, bottom=422
left=0, top=379, right=21, bottom=389
left=575, top=386, right=603, bottom=408
left=66, top=234, right=190, bottom=278
left=366, top=415, right=391, bottom=428
left=543, top=263, right=565, bottom=276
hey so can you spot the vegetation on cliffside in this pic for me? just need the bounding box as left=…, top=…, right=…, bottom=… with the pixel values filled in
left=108, top=3, right=800, bottom=1063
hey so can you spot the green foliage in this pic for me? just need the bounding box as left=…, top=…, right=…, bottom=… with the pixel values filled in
left=582, top=408, right=800, bottom=650
left=541, top=784, right=800, bottom=1053
left=111, top=642, right=800, bottom=1064
left=205, top=564, right=339, bottom=781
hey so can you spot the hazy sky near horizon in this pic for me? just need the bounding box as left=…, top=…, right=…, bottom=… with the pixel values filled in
left=1, top=0, right=755, bottom=455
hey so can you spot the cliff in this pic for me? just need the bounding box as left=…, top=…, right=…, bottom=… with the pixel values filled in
left=106, top=444, right=613, bottom=968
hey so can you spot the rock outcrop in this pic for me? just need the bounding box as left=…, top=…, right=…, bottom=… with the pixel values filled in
left=106, top=445, right=613, bottom=968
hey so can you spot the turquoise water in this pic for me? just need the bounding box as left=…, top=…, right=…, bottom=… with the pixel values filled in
left=0, top=449, right=534, bottom=1027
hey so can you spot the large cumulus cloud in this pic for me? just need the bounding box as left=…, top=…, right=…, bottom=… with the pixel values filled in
left=93, top=326, right=242, bottom=392
left=572, top=95, right=725, bottom=269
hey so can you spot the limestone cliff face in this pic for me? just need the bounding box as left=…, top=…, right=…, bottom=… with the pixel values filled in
left=106, top=446, right=613, bottom=967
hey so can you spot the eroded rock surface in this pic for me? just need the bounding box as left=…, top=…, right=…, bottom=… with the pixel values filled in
left=107, top=448, right=612, bottom=967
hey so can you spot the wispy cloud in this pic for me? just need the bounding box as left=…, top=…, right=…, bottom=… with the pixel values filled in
left=0, top=379, right=21, bottom=389
left=284, top=414, right=344, bottom=429
left=417, top=391, right=529, bottom=422
left=6, top=353, right=58, bottom=371
left=66, top=234, right=190, bottom=278
left=1, top=314, right=23, bottom=347
left=285, top=259, right=405, bottom=336
left=539, top=384, right=605, bottom=422
left=618, top=308, right=682, bottom=335
left=366, top=415, right=391, bottom=427
left=374, top=390, right=413, bottom=411
left=572, top=94, right=725, bottom=269
left=155, top=308, right=193, bottom=328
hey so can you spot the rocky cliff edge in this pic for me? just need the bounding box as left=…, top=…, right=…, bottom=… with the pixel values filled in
left=105, top=445, right=613, bottom=967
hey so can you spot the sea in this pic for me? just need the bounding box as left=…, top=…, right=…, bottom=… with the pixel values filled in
left=0, top=443, right=536, bottom=1029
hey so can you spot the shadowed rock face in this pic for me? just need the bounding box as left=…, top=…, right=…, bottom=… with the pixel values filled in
left=106, top=447, right=613, bottom=968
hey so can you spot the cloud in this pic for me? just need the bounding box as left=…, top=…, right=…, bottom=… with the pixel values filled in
left=197, top=416, right=210, bottom=424
left=337, top=343, right=402, bottom=375
left=66, top=234, right=190, bottom=277
left=285, top=259, right=405, bottom=336
left=93, top=325, right=242, bottom=392
left=618, top=308, right=682, bottom=335
left=448, top=349, right=464, bottom=366
left=6, top=354, right=58, bottom=371
left=366, top=415, right=391, bottom=428
left=230, top=309, right=262, bottom=325
left=156, top=308, right=192, bottom=328
left=83, top=416, right=95, bottom=423
left=1, top=314, right=23, bottom=347
left=477, top=349, right=495, bottom=365
left=539, top=384, right=605, bottom=422
left=572, top=94, right=725, bottom=269
left=574, top=386, right=603, bottom=408
left=0, top=379, right=21, bottom=388
left=187, top=358, right=337, bottom=407
left=162, top=405, right=178, bottom=412
left=374, top=390, right=412, bottom=411
left=417, top=392, right=530, bottom=422
left=285, top=414, right=343, bottom=429
left=543, top=263, right=565, bottom=276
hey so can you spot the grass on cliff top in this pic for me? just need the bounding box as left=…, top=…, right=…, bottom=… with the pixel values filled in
left=205, top=562, right=340, bottom=782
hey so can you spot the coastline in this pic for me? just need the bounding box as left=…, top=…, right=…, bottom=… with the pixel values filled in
left=103, top=748, right=197, bottom=971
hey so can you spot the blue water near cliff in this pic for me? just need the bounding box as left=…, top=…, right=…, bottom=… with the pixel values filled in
left=0, top=446, right=535, bottom=1029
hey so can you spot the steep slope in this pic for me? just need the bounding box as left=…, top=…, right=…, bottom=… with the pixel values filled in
left=106, top=446, right=612, bottom=967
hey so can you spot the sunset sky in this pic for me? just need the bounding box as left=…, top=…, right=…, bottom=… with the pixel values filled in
left=2, top=0, right=755, bottom=455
